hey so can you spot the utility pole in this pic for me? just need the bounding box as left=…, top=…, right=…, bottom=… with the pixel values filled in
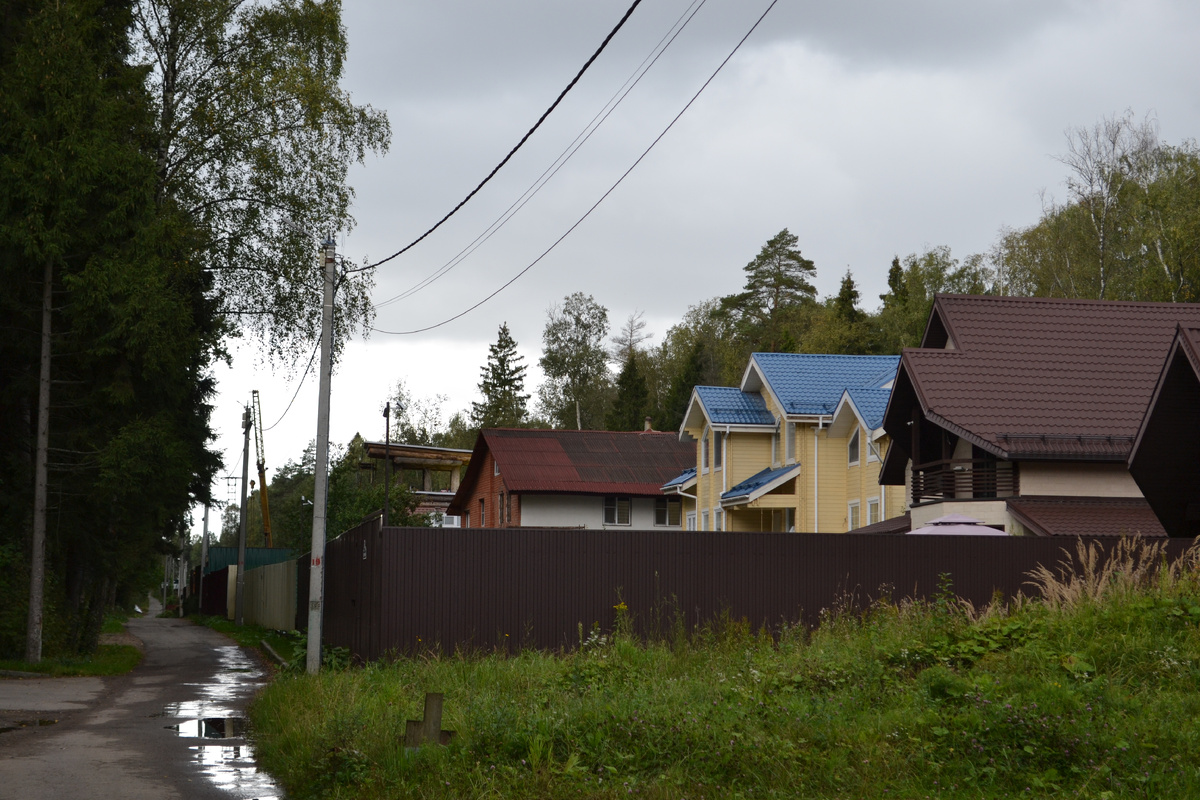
left=178, top=530, right=187, bottom=618
left=235, top=405, right=251, bottom=626
left=25, top=259, right=53, bottom=663
left=307, top=238, right=337, bottom=673
left=383, top=401, right=391, bottom=527
left=199, top=503, right=210, bottom=614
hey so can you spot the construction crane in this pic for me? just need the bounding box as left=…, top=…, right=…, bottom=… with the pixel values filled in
left=251, top=390, right=273, bottom=548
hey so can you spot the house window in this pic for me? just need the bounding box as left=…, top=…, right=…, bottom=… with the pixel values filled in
left=655, top=497, right=682, bottom=526
left=848, top=501, right=860, bottom=531
left=463, top=510, right=471, bottom=528
left=785, top=507, right=796, bottom=532
left=686, top=512, right=696, bottom=531
left=494, top=460, right=500, bottom=476
left=701, top=510, right=709, bottom=531
left=506, top=493, right=514, bottom=524
left=498, top=493, right=505, bottom=525
left=604, top=496, right=631, bottom=525
left=868, top=497, right=880, bottom=525
left=478, top=498, right=485, bottom=527
left=785, top=421, right=795, bottom=462
left=701, top=427, right=710, bottom=473
left=715, top=509, right=724, bottom=531
left=714, top=431, right=725, bottom=470
left=848, top=428, right=861, bottom=466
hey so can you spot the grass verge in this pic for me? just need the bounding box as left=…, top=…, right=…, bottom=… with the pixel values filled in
left=0, top=645, right=142, bottom=676
left=249, top=541, right=1200, bottom=799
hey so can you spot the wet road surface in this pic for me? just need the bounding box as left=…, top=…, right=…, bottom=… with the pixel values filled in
left=0, top=600, right=282, bottom=799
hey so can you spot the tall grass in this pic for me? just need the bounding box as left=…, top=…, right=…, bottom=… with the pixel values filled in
left=250, top=539, right=1200, bottom=799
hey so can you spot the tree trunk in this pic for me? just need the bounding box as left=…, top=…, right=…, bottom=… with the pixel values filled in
left=25, top=258, right=52, bottom=663
left=575, top=398, right=581, bottom=430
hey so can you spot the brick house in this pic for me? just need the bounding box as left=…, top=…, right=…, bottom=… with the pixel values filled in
left=446, top=428, right=695, bottom=529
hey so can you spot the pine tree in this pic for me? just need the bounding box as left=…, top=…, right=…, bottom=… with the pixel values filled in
left=719, top=228, right=818, bottom=352
left=472, top=323, right=530, bottom=428
left=606, top=354, right=651, bottom=431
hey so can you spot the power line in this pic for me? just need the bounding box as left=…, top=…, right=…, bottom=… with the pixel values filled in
left=372, top=0, right=709, bottom=311
left=349, top=0, right=645, bottom=274
left=371, top=0, right=780, bottom=337
left=263, top=338, right=319, bottom=432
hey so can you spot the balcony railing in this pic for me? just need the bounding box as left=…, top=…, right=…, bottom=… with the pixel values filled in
left=911, top=458, right=1018, bottom=505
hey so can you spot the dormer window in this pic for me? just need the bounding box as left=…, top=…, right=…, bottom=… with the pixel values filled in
left=848, top=428, right=861, bottom=466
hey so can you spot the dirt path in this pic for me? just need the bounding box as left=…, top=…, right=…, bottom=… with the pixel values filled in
left=0, top=600, right=282, bottom=799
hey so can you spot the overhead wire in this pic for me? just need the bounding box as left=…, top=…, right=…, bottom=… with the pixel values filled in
left=347, top=0, right=645, bottom=274
left=372, top=0, right=709, bottom=311
left=370, top=0, right=781, bottom=337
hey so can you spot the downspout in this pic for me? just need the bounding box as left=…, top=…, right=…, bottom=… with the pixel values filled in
left=814, top=416, right=830, bottom=531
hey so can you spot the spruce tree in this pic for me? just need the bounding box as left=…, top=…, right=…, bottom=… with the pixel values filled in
left=472, top=323, right=530, bottom=429
left=661, top=341, right=706, bottom=433
left=606, top=354, right=651, bottom=431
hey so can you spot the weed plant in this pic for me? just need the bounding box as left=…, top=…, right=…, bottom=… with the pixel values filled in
left=249, top=539, right=1200, bottom=799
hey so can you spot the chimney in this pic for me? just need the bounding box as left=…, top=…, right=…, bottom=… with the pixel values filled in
left=643, top=416, right=653, bottom=432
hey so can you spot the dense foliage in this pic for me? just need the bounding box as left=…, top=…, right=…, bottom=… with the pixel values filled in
left=251, top=542, right=1200, bottom=799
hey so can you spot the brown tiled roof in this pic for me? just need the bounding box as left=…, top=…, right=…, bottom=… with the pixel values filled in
left=892, top=295, right=1200, bottom=460
left=1006, top=496, right=1167, bottom=537
left=849, top=512, right=911, bottom=535
left=462, top=428, right=695, bottom=498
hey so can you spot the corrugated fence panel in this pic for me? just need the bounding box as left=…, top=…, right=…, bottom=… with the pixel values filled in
left=315, top=528, right=1197, bottom=662
left=241, top=561, right=297, bottom=630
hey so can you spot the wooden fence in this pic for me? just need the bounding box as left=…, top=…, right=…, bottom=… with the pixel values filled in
left=318, top=521, right=1197, bottom=662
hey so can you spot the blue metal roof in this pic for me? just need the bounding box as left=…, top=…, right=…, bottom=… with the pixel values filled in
left=694, top=386, right=775, bottom=426
left=661, top=467, right=697, bottom=490
left=844, top=387, right=892, bottom=430
left=751, top=353, right=900, bottom=415
left=722, top=464, right=800, bottom=501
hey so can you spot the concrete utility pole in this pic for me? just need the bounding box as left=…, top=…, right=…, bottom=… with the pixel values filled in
left=178, top=535, right=187, bottom=618
left=306, top=238, right=337, bottom=673
left=383, top=401, right=391, bottom=527
left=235, top=405, right=251, bottom=626
left=199, top=503, right=210, bottom=613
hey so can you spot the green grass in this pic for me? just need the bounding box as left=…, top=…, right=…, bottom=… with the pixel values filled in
left=248, top=556, right=1200, bottom=799
left=0, top=644, right=142, bottom=676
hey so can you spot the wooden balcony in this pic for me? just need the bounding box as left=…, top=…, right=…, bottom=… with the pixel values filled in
left=911, top=458, right=1018, bottom=505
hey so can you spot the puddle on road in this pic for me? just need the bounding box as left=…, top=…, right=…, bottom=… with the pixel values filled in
left=160, top=644, right=283, bottom=797
left=167, top=717, right=248, bottom=738
left=191, top=744, right=282, bottom=799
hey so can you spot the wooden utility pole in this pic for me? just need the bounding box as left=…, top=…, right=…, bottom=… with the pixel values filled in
left=306, top=239, right=337, bottom=673
left=25, top=260, right=53, bottom=663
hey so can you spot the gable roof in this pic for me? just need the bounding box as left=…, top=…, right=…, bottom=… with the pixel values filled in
left=661, top=467, right=697, bottom=493
left=690, top=386, right=776, bottom=427
left=1006, top=496, right=1167, bottom=538
left=1127, top=324, right=1200, bottom=536
left=449, top=429, right=695, bottom=513
left=743, top=353, right=900, bottom=416
left=883, top=295, right=1200, bottom=462
left=830, top=387, right=893, bottom=436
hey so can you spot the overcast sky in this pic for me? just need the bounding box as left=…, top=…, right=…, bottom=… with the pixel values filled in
left=198, top=0, right=1200, bottom=518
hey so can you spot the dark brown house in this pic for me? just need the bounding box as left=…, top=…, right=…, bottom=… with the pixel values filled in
left=1128, top=324, right=1200, bottom=537
left=879, top=295, right=1200, bottom=536
left=447, top=428, right=695, bottom=529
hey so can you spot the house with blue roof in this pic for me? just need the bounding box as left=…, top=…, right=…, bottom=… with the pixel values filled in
left=668, top=352, right=903, bottom=533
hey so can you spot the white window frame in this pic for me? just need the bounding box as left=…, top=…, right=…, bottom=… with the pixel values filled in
left=867, top=496, right=881, bottom=526
left=713, top=431, right=724, bottom=471
left=715, top=508, right=724, bottom=531
left=701, top=425, right=710, bottom=474
left=655, top=497, right=682, bottom=527
left=847, top=500, right=861, bottom=531
left=494, top=460, right=500, bottom=476
left=686, top=511, right=697, bottom=531
left=785, top=421, right=795, bottom=463
left=848, top=428, right=861, bottom=467
left=701, top=510, right=709, bottom=531
left=604, top=496, right=632, bottom=526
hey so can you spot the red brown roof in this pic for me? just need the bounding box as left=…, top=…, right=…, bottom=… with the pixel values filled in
left=452, top=429, right=695, bottom=508
left=1006, top=496, right=1167, bottom=537
left=886, top=295, right=1200, bottom=461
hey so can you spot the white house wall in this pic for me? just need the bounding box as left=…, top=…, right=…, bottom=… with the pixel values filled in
left=519, top=495, right=671, bottom=529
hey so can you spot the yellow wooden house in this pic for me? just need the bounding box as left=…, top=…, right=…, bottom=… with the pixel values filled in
left=665, top=353, right=905, bottom=532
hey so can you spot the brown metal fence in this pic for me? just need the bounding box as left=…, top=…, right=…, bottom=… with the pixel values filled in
left=316, top=522, right=1197, bottom=662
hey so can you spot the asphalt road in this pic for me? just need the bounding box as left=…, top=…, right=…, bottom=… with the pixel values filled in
left=0, top=600, right=282, bottom=799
